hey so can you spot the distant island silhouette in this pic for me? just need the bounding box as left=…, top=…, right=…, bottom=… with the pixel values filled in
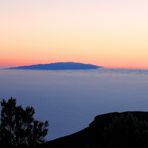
left=9, top=62, right=101, bottom=70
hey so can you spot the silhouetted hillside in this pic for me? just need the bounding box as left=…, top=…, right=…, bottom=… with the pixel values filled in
left=42, top=111, right=148, bottom=148
left=10, top=62, right=100, bottom=70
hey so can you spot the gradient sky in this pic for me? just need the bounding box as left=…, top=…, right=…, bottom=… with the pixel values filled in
left=0, top=0, right=148, bottom=68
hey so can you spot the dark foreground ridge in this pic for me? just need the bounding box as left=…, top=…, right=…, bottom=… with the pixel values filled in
left=42, top=111, right=148, bottom=148
left=9, top=62, right=100, bottom=70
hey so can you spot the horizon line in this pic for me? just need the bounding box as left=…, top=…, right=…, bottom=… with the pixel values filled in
left=0, top=61, right=148, bottom=70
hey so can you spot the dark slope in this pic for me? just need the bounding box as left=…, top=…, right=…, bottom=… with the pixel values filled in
left=42, top=111, right=148, bottom=148
left=10, top=62, right=100, bottom=70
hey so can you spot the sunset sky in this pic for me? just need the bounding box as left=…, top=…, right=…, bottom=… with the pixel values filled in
left=0, top=0, right=148, bottom=68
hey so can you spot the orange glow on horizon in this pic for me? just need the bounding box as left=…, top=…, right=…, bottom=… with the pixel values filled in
left=0, top=0, right=148, bottom=69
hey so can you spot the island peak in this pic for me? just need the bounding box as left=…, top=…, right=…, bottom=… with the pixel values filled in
left=9, top=62, right=101, bottom=70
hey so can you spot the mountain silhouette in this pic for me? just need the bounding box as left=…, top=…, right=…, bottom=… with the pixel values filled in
left=42, top=111, right=148, bottom=148
left=10, top=62, right=101, bottom=70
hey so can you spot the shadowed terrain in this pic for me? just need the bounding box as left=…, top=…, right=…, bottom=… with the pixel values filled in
left=43, top=111, right=148, bottom=148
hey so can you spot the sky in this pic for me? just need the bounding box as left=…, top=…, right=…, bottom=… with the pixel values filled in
left=0, top=0, right=148, bottom=69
